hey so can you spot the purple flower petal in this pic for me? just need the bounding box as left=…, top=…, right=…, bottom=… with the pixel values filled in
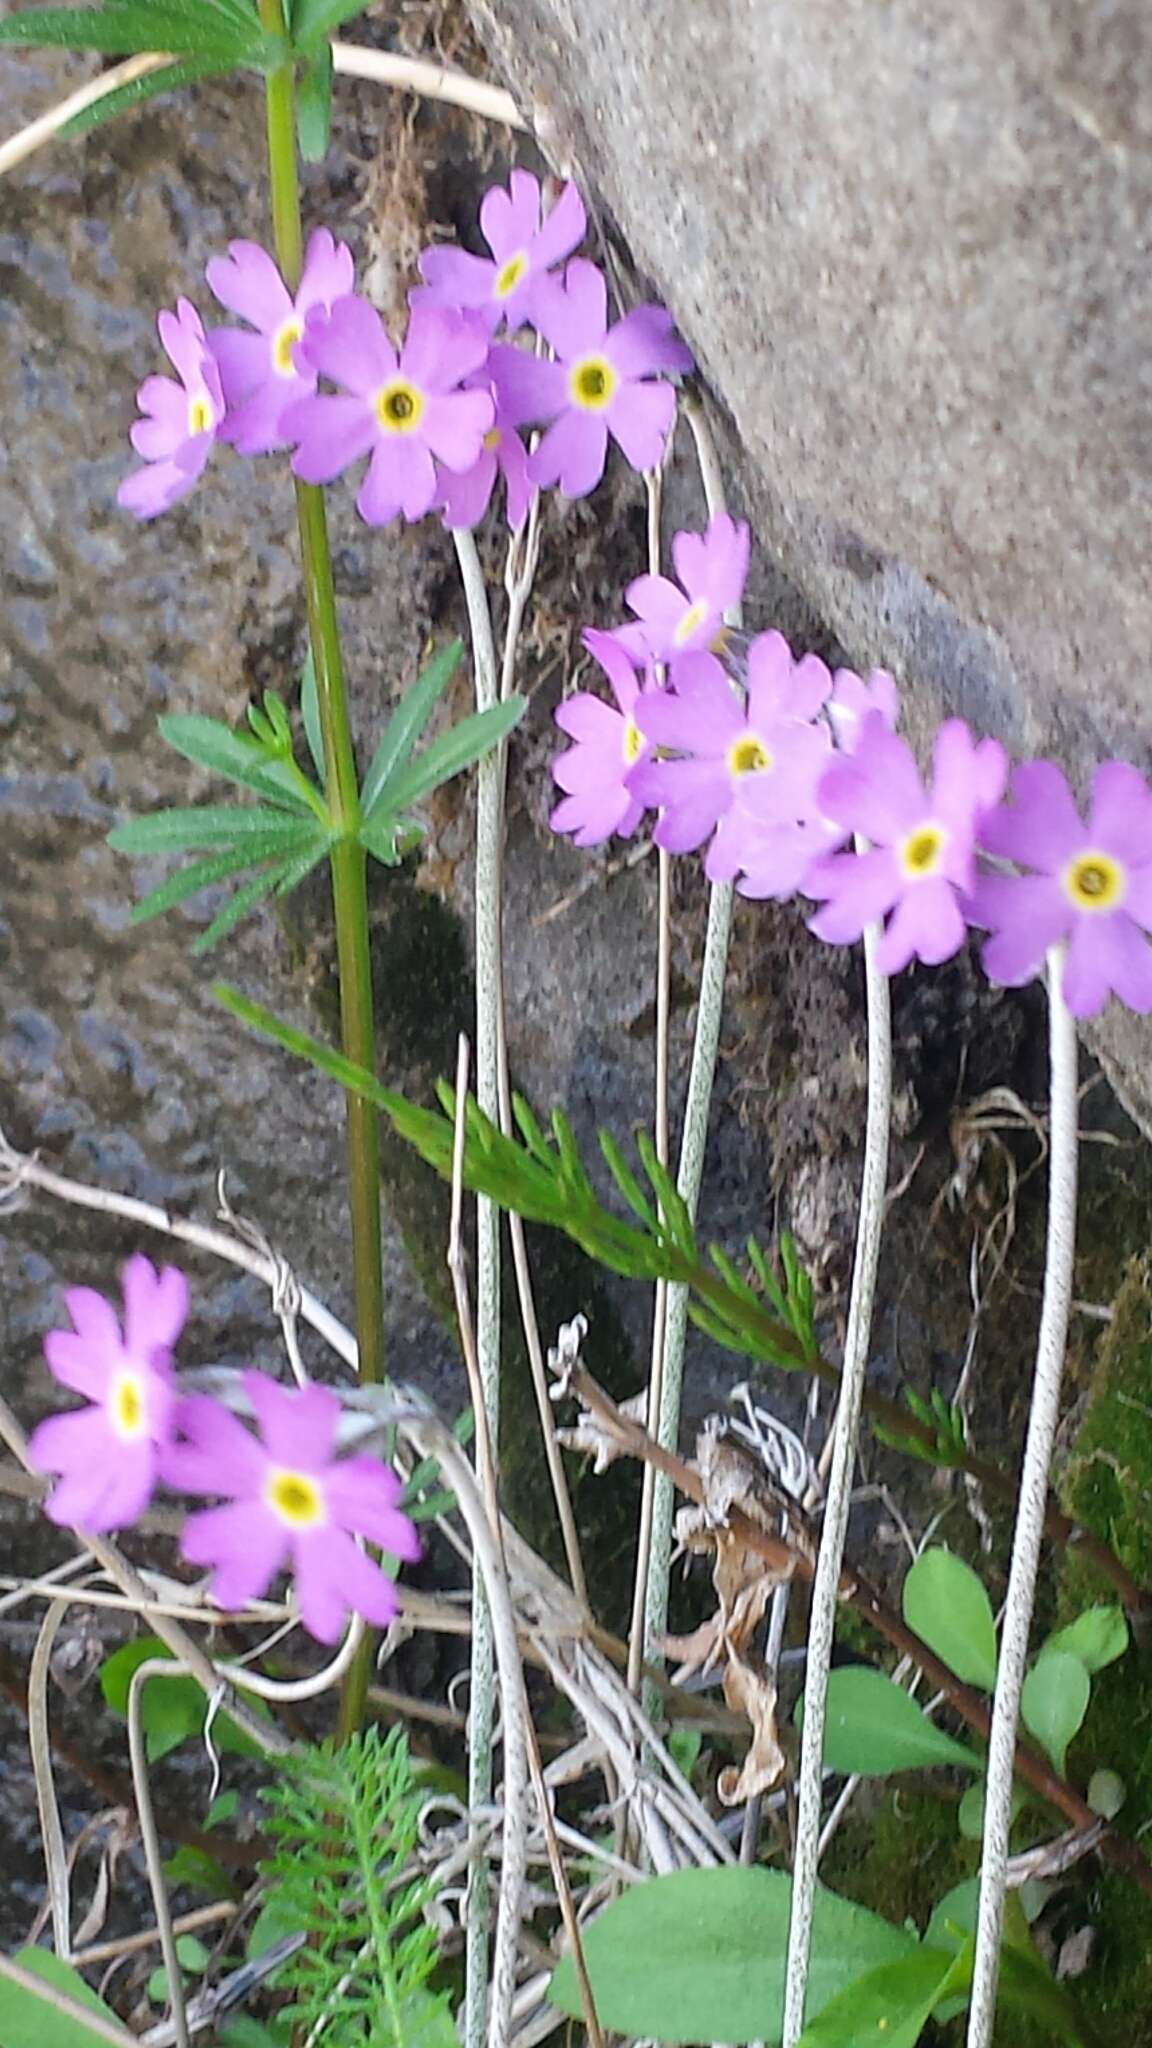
left=182, top=1501, right=289, bottom=1611
left=529, top=409, right=608, bottom=497
left=243, top=1372, right=339, bottom=1473
left=293, top=1527, right=400, bottom=1642
left=1060, top=913, right=1152, bottom=1017
left=635, top=653, right=741, bottom=753
left=287, top=394, right=377, bottom=484
left=415, top=244, right=499, bottom=313
left=208, top=327, right=272, bottom=406
left=979, top=760, right=1084, bottom=872
left=817, top=719, right=926, bottom=843
left=121, top=1254, right=188, bottom=1359
left=296, top=227, right=355, bottom=316
left=325, top=1457, right=423, bottom=1557
left=877, top=876, right=966, bottom=973
left=535, top=258, right=608, bottom=358
left=161, top=1394, right=267, bottom=1497
left=1087, top=760, right=1152, bottom=864
left=480, top=166, right=541, bottom=258
left=206, top=240, right=292, bottom=332
left=300, top=294, right=396, bottom=396
left=420, top=387, right=495, bottom=471
left=806, top=846, right=902, bottom=940
left=439, top=444, right=498, bottom=529
left=531, top=179, right=586, bottom=268
left=638, top=758, right=732, bottom=852
left=488, top=344, right=566, bottom=427
left=605, top=378, right=676, bottom=474
left=604, top=303, right=693, bottom=379
left=400, top=305, right=489, bottom=392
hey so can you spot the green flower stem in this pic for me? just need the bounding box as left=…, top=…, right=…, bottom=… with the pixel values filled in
left=257, top=3, right=385, bottom=1737
left=782, top=904, right=891, bottom=2046
left=966, top=949, right=1079, bottom=2048
left=452, top=529, right=502, bottom=2048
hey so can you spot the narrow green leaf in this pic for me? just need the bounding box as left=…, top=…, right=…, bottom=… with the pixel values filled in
left=60, top=52, right=242, bottom=136
left=360, top=640, right=463, bottom=818
left=548, top=1866, right=915, bottom=2046
left=271, top=835, right=332, bottom=896
left=796, top=1944, right=970, bottom=2048
left=0, top=5, right=263, bottom=57
left=902, top=1548, right=998, bottom=1692
left=109, top=804, right=314, bottom=854
left=191, top=862, right=293, bottom=953
left=158, top=715, right=317, bottom=811
left=214, top=985, right=406, bottom=1113
left=369, top=695, right=524, bottom=819
left=1020, top=1650, right=1090, bottom=1776
left=296, top=36, right=332, bottom=158
left=127, top=841, right=304, bottom=925
left=0, top=1950, right=126, bottom=2048
left=599, top=1132, right=660, bottom=1230
left=290, top=0, right=373, bottom=48
left=299, top=650, right=325, bottom=784
left=810, top=1667, right=983, bottom=1778
left=1042, top=1606, right=1128, bottom=1674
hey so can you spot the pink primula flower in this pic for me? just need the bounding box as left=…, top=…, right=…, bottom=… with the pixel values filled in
left=736, top=817, right=843, bottom=903
left=28, top=1255, right=188, bottom=1530
left=437, top=373, right=532, bottom=532
left=806, top=715, right=1007, bottom=973
left=491, top=260, right=692, bottom=498
left=614, top=514, right=750, bottom=667
left=826, top=665, right=900, bottom=752
left=550, top=629, right=657, bottom=846
left=117, top=299, right=225, bottom=520
left=969, top=759, right=1152, bottom=1017
left=414, top=168, right=586, bottom=334
left=162, top=1372, right=421, bottom=1646
left=286, top=297, right=494, bottom=527
left=207, top=229, right=354, bottom=454
left=628, top=632, right=833, bottom=882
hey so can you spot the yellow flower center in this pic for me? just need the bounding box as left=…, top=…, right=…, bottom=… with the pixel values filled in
left=900, top=822, right=948, bottom=878
left=265, top=1468, right=326, bottom=1529
left=272, top=315, right=304, bottom=376
left=109, top=1372, right=147, bottom=1443
left=374, top=379, right=425, bottom=434
left=728, top=734, right=772, bottom=777
left=494, top=251, right=529, bottom=299
left=1063, top=849, right=1125, bottom=912
left=569, top=354, right=619, bottom=411
left=482, top=426, right=502, bottom=451
left=187, top=394, right=214, bottom=436
left=673, top=599, right=710, bottom=646
left=622, top=718, right=643, bottom=765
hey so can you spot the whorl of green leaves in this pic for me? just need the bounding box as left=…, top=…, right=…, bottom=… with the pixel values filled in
left=259, top=1725, right=452, bottom=2048
left=109, top=641, right=523, bottom=951
left=0, top=0, right=380, bottom=152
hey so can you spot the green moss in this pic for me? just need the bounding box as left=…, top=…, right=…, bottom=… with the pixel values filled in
left=820, top=1781, right=971, bottom=1935
left=1053, top=1256, right=1152, bottom=2034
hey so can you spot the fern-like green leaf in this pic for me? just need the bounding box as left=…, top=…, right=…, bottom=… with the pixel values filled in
left=260, top=1727, right=450, bottom=2048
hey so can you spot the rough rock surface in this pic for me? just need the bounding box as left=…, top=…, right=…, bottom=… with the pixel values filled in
left=469, top=0, right=1152, bottom=1125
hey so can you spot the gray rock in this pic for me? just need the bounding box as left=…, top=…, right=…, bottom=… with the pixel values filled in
left=468, top=0, right=1152, bottom=1126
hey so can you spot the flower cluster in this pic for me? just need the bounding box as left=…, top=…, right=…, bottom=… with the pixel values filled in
left=27, top=1256, right=418, bottom=1644
left=551, top=515, right=1152, bottom=1017
left=118, top=174, right=692, bottom=529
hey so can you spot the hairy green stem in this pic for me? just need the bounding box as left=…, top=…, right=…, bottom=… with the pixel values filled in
left=966, top=950, right=1079, bottom=2048
left=782, top=906, right=891, bottom=2045
left=452, top=529, right=502, bottom=2048
left=257, top=3, right=386, bottom=1738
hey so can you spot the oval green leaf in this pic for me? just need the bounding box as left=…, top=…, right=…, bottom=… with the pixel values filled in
left=547, top=1865, right=915, bottom=2045
left=902, top=1547, right=998, bottom=1691
left=1042, top=1606, right=1128, bottom=1674
left=1021, top=1650, right=1090, bottom=1776
left=812, top=1667, right=983, bottom=1777
left=0, top=1951, right=127, bottom=2048
left=795, top=1945, right=969, bottom=2048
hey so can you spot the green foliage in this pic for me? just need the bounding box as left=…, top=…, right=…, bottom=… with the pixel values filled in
left=874, top=1385, right=968, bottom=1466
left=1020, top=1648, right=1091, bottom=1776
left=1042, top=1604, right=1128, bottom=1674
left=547, top=1866, right=916, bottom=2046
left=100, top=1636, right=269, bottom=1761
left=806, top=1667, right=983, bottom=1778
left=901, top=1547, right=998, bottom=1692
left=295, top=36, right=333, bottom=156
left=111, top=645, right=522, bottom=950
left=0, top=1950, right=124, bottom=2048
left=259, top=1724, right=449, bottom=2048
left=793, top=1943, right=972, bottom=2048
